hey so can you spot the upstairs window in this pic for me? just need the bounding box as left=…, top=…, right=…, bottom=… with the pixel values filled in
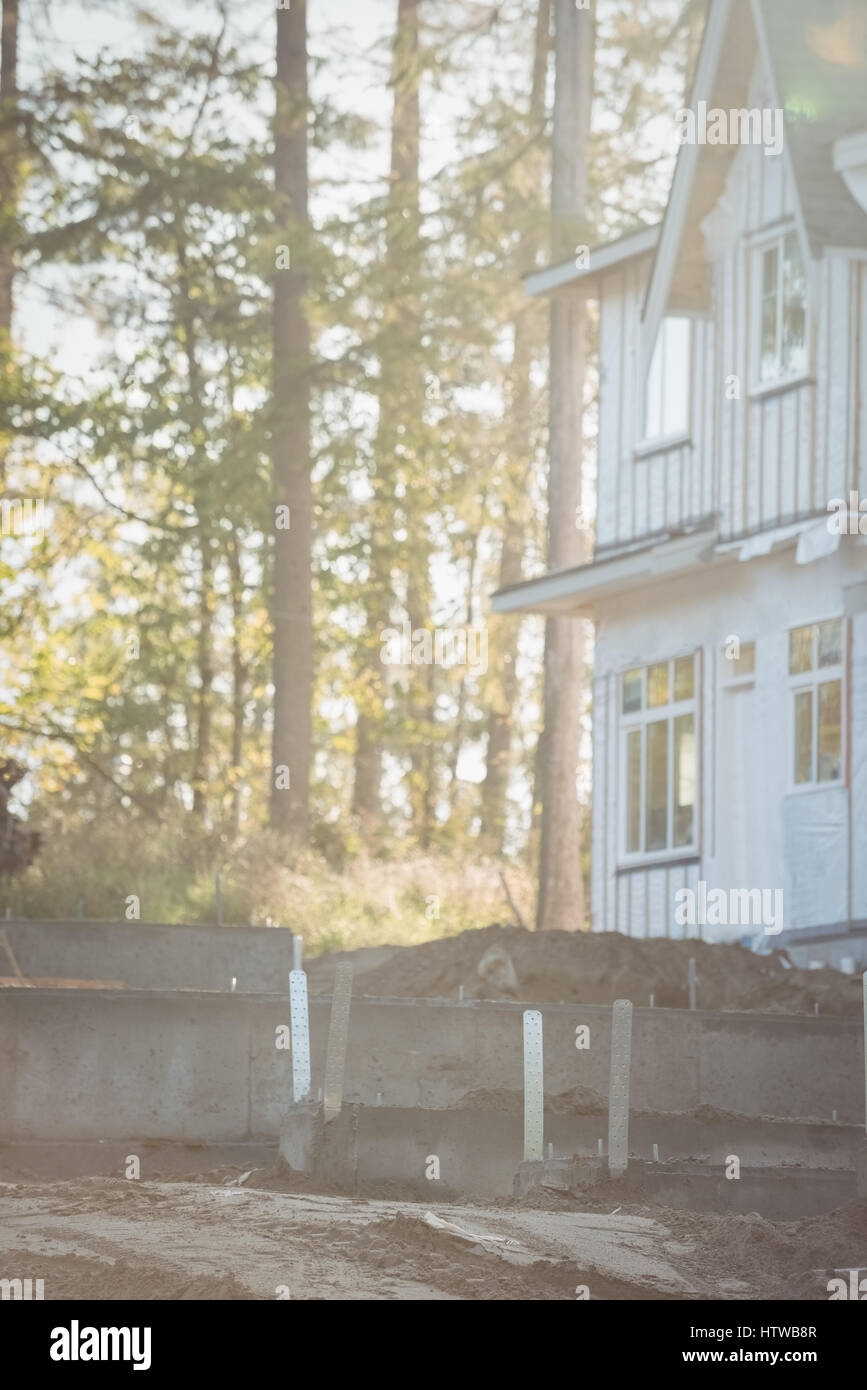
left=621, top=654, right=698, bottom=859
left=789, top=619, right=844, bottom=787
left=644, top=316, right=690, bottom=443
left=758, top=231, right=808, bottom=386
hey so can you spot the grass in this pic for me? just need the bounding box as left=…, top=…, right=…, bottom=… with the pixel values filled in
left=0, top=819, right=537, bottom=955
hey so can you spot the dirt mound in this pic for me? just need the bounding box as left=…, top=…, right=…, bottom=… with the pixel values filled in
left=14, top=1252, right=255, bottom=1300
left=661, top=1199, right=867, bottom=1300
left=305, top=923, right=862, bottom=1015
left=326, top=1212, right=665, bottom=1300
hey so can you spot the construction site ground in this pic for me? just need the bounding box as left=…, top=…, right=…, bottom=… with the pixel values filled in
left=1, top=1166, right=864, bottom=1301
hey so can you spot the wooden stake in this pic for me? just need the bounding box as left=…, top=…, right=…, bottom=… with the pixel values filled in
left=608, top=999, right=633, bottom=1178
left=0, top=929, right=26, bottom=983
left=323, top=963, right=353, bottom=1122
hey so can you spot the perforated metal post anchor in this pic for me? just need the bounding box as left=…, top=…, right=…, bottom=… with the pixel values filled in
left=523, top=1009, right=544, bottom=1162
left=289, top=969, right=311, bottom=1103
left=607, top=999, right=633, bottom=1179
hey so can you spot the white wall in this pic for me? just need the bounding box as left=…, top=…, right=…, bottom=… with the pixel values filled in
left=590, top=538, right=867, bottom=942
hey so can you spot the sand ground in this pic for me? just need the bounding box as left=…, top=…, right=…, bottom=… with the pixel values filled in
left=0, top=1171, right=861, bottom=1300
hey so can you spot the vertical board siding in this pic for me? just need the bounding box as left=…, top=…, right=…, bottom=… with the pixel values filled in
left=591, top=672, right=608, bottom=932
left=591, top=105, right=859, bottom=566
left=605, top=670, right=619, bottom=931
left=779, top=388, right=798, bottom=518
left=859, top=264, right=867, bottom=500
left=826, top=257, right=852, bottom=507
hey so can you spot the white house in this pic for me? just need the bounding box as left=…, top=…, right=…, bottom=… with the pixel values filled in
left=494, top=0, right=867, bottom=967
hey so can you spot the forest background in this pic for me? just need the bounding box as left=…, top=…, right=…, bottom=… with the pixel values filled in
left=0, top=0, right=703, bottom=950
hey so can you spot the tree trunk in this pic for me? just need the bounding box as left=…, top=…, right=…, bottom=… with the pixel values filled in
left=227, top=535, right=246, bottom=838
left=271, top=0, right=312, bottom=840
left=0, top=0, right=19, bottom=491
left=173, top=230, right=216, bottom=823
left=352, top=0, right=423, bottom=833
left=536, top=0, right=593, bottom=932
left=0, top=0, right=17, bottom=343
left=191, top=524, right=215, bottom=820
left=480, top=0, right=550, bottom=854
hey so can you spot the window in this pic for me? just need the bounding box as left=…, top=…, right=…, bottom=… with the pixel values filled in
left=621, top=654, right=698, bottom=858
left=644, top=316, right=690, bottom=442
left=788, top=619, right=844, bottom=787
left=758, top=231, right=807, bottom=385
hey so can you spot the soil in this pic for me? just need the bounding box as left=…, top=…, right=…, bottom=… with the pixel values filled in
left=304, top=923, right=862, bottom=1015
left=0, top=1172, right=860, bottom=1301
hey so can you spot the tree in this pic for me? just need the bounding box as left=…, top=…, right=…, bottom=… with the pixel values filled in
left=0, top=0, right=17, bottom=345
left=480, top=0, right=551, bottom=853
left=0, top=0, right=19, bottom=488
left=270, top=0, right=313, bottom=840
left=0, top=759, right=40, bottom=876
left=351, top=0, right=424, bottom=835
left=6, top=28, right=271, bottom=827
left=536, top=0, right=594, bottom=931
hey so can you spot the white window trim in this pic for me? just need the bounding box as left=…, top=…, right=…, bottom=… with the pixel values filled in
left=750, top=225, right=811, bottom=397
left=634, top=430, right=692, bottom=460
left=639, top=316, right=693, bottom=452
left=619, top=653, right=701, bottom=867
left=786, top=617, right=847, bottom=795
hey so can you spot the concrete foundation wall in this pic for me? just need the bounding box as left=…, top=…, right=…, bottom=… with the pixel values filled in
left=6, top=917, right=865, bottom=990
left=1, top=919, right=300, bottom=993
left=0, top=990, right=861, bottom=1144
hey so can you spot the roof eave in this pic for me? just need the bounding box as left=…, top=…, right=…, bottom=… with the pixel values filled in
left=523, top=224, right=661, bottom=299
left=491, top=526, right=720, bottom=618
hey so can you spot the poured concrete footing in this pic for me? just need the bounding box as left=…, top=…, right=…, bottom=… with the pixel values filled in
left=278, top=1100, right=362, bottom=1190
left=0, top=1139, right=277, bottom=1181
left=512, top=1154, right=854, bottom=1219
left=279, top=1104, right=857, bottom=1216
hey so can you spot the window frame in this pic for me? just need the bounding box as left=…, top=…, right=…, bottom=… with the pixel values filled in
left=787, top=617, right=846, bottom=794
left=619, top=651, right=701, bottom=867
left=638, top=315, right=693, bottom=453
left=751, top=226, right=811, bottom=396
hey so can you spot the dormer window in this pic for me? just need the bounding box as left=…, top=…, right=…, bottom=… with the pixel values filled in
left=758, top=230, right=807, bottom=386
left=644, top=316, right=690, bottom=443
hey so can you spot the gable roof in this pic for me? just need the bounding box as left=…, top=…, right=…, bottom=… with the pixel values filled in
left=757, top=0, right=867, bottom=253
left=642, top=0, right=867, bottom=371
left=531, top=1, right=867, bottom=326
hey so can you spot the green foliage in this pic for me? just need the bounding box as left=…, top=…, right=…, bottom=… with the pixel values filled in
left=1, top=816, right=535, bottom=951
left=0, top=0, right=699, bottom=912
